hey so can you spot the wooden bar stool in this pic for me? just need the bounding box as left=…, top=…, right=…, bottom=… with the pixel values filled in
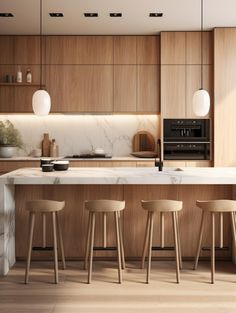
left=194, top=200, right=236, bottom=284
left=24, top=200, right=66, bottom=284
left=84, top=200, right=125, bottom=284
left=141, top=200, right=183, bottom=284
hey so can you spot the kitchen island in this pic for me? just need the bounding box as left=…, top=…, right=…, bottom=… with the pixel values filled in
left=1, top=167, right=236, bottom=275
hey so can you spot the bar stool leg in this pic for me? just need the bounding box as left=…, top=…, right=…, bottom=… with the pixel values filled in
left=147, top=212, right=154, bottom=284
left=25, top=212, right=35, bottom=284
left=172, top=212, right=180, bottom=284
left=230, top=212, right=236, bottom=249
left=56, top=212, right=66, bottom=270
left=42, top=213, right=46, bottom=248
left=219, top=212, right=224, bottom=249
left=118, top=212, right=126, bottom=270
left=141, top=212, right=150, bottom=269
left=52, top=212, right=59, bottom=284
left=84, top=212, right=92, bottom=270
left=194, top=211, right=205, bottom=270
left=115, top=211, right=122, bottom=283
left=211, top=212, right=215, bottom=284
left=160, top=212, right=165, bottom=248
left=88, top=212, right=95, bottom=284
left=175, top=212, right=182, bottom=270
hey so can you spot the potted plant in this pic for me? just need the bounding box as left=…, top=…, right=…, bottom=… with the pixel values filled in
left=0, top=120, right=23, bottom=157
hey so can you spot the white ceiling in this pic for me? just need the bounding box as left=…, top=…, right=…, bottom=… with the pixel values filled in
left=0, top=0, right=236, bottom=35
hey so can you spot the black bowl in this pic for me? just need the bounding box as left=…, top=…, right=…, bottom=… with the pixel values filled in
left=42, top=164, right=54, bottom=172
left=40, top=158, right=54, bottom=167
left=52, top=160, right=69, bottom=171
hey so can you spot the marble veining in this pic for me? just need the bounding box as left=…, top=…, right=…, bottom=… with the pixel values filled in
left=0, top=115, right=159, bottom=157
left=2, top=167, right=236, bottom=185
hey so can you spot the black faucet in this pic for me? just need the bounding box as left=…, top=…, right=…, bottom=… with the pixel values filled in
left=155, top=139, right=163, bottom=171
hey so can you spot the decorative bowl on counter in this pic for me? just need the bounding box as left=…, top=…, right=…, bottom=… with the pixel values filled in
left=0, top=145, right=17, bottom=158
left=52, top=160, right=69, bottom=171
left=40, top=158, right=54, bottom=167
left=41, top=164, right=54, bottom=172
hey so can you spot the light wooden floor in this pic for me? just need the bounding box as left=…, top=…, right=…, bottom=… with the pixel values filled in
left=1, top=261, right=236, bottom=313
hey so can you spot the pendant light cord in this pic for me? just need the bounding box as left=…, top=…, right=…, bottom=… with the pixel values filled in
left=201, top=0, right=203, bottom=89
left=40, top=0, right=42, bottom=89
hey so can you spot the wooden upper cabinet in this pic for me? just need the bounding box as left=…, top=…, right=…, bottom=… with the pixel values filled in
left=114, top=65, right=136, bottom=112
left=137, top=36, right=160, bottom=64
left=114, top=36, right=136, bottom=64
left=45, top=36, right=113, bottom=64
left=46, top=65, right=113, bottom=112
left=0, top=36, right=14, bottom=64
left=161, top=32, right=186, bottom=64
left=186, top=32, right=213, bottom=65
left=161, top=65, right=186, bottom=118
left=161, top=31, right=212, bottom=65
left=14, top=36, right=40, bottom=64
left=137, top=65, right=159, bottom=113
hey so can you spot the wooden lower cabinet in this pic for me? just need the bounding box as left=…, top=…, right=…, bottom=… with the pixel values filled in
left=0, top=161, right=40, bottom=175
left=164, top=161, right=212, bottom=168
left=15, top=184, right=232, bottom=260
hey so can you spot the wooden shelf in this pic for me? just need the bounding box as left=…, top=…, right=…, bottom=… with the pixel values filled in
left=0, top=83, right=41, bottom=86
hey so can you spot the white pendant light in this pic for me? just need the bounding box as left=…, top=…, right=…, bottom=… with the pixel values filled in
left=32, top=90, right=51, bottom=116
left=192, top=0, right=210, bottom=117
left=32, top=0, right=51, bottom=116
left=193, top=89, right=210, bottom=117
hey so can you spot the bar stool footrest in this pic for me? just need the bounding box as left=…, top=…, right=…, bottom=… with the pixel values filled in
left=152, top=246, right=175, bottom=251
left=93, top=246, right=117, bottom=251
left=32, top=246, right=54, bottom=251
left=202, top=246, right=229, bottom=251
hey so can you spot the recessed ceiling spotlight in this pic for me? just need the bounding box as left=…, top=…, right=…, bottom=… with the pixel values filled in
left=149, top=13, right=163, bottom=17
left=0, top=13, right=14, bottom=17
left=49, top=13, right=64, bottom=17
left=84, top=13, right=98, bottom=17
left=110, top=13, right=122, bottom=17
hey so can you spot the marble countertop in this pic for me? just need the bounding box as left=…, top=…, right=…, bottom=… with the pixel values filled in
left=1, top=167, right=236, bottom=185
left=0, top=156, right=156, bottom=162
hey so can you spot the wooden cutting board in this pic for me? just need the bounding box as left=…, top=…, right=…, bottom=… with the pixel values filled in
left=132, top=131, right=155, bottom=152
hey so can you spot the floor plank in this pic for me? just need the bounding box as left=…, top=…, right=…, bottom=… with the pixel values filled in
left=1, top=261, right=236, bottom=313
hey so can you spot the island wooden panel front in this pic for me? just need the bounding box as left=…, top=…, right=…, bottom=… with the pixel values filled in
left=15, top=184, right=232, bottom=260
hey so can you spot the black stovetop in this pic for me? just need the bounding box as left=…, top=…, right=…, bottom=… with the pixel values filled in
left=64, top=154, right=112, bottom=159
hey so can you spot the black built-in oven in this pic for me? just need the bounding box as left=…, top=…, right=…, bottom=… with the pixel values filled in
left=163, top=119, right=210, bottom=160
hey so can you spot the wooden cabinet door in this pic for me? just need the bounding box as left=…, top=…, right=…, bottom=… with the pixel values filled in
left=45, top=36, right=113, bottom=64
left=0, top=86, right=14, bottom=112
left=137, top=65, right=159, bottom=113
left=0, top=36, right=14, bottom=64
left=114, top=36, right=136, bottom=64
left=14, top=36, right=40, bottom=64
left=186, top=32, right=213, bottom=65
left=161, top=32, right=186, bottom=64
left=114, top=65, right=136, bottom=112
left=214, top=28, right=236, bottom=166
left=137, top=36, right=160, bottom=64
left=161, top=65, right=185, bottom=118
left=46, top=65, right=113, bottom=112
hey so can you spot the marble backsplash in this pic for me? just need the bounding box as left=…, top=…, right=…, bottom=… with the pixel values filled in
left=0, top=115, right=159, bottom=157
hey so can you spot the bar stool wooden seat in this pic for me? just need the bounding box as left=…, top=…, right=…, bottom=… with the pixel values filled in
left=84, top=200, right=125, bottom=284
left=194, top=200, right=236, bottom=284
left=25, top=200, right=66, bottom=284
left=141, top=200, right=183, bottom=284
